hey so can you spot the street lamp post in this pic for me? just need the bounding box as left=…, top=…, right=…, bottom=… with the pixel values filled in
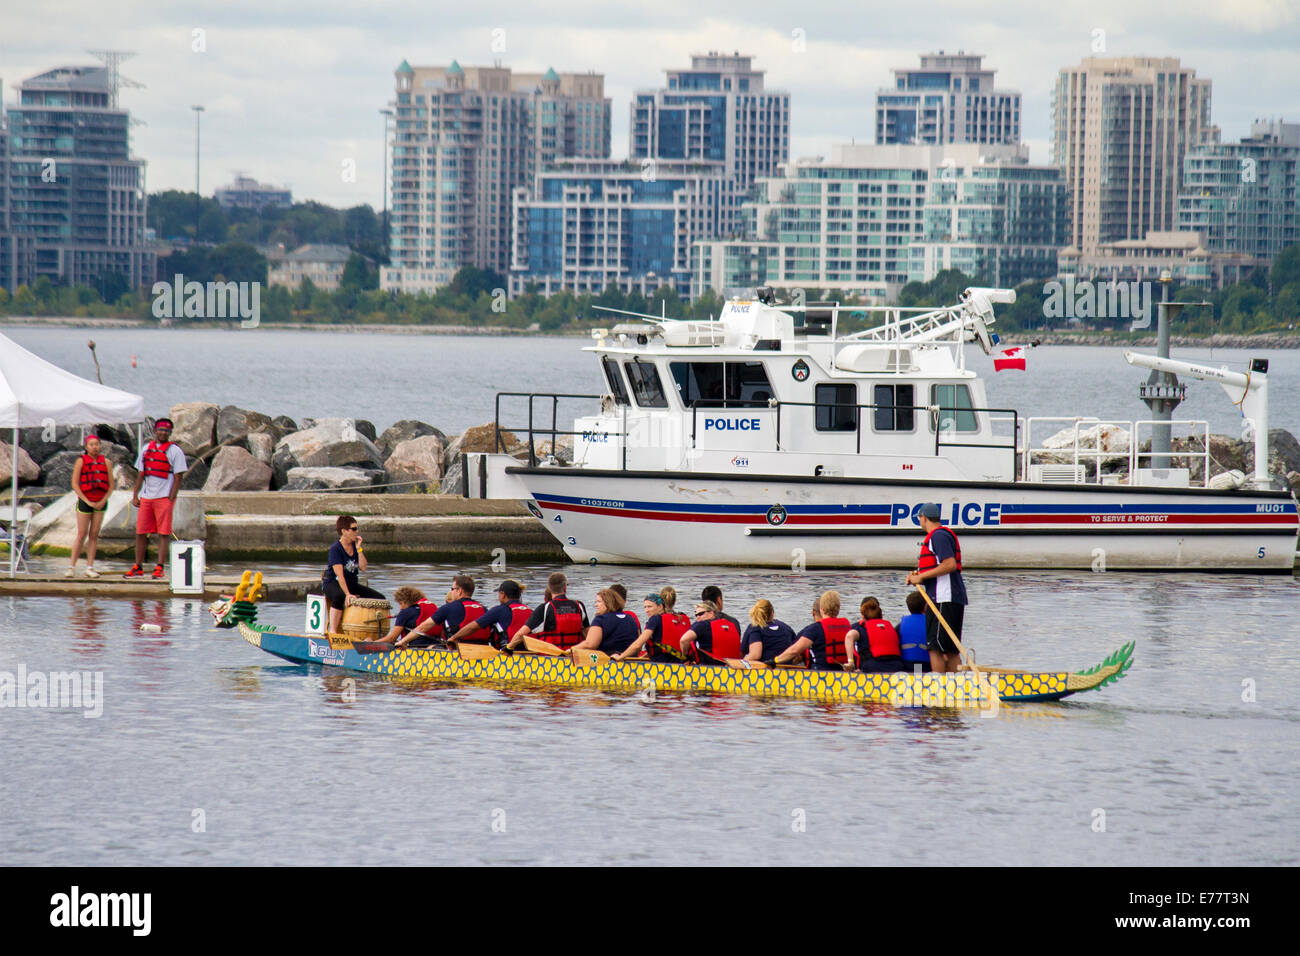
left=379, top=108, right=394, bottom=259
left=192, top=105, right=205, bottom=239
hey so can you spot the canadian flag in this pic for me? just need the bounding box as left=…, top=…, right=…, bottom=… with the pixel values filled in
left=993, top=346, right=1027, bottom=372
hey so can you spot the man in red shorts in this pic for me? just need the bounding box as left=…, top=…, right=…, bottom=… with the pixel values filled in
left=125, top=418, right=189, bottom=578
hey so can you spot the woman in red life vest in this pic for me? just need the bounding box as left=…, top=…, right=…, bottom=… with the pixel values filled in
left=845, top=596, right=906, bottom=673
left=615, top=586, right=691, bottom=661
left=379, top=587, right=434, bottom=643
left=678, top=600, right=743, bottom=663
left=68, top=433, right=113, bottom=578
left=774, top=590, right=852, bottom=670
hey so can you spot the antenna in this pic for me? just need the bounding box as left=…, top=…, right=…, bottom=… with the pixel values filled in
left=86, top=50, right=144, bottom=108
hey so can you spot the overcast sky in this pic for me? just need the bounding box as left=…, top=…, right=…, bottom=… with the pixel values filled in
left=2, top=0, right=1296, bottom=209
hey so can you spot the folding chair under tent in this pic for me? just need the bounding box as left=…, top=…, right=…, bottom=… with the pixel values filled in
left=0, top=332, right=145, bottom=577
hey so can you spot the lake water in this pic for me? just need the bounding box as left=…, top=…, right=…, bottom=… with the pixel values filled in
left=2, top=557, right=1297, bottom=866
left=2, top=327, right=1297, bottom=865
left=4, top=326, right=1298, bottom=439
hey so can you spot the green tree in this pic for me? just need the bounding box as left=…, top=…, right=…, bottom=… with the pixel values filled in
left=339, top=253, right=374, bottom=291
left=1269, top=244, right=1300, bottom=292
left=449, top=265, right=505, bottom=300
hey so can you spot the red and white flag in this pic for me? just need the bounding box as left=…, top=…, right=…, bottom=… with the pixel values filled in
left=993, top=346, right=1027, bottom=372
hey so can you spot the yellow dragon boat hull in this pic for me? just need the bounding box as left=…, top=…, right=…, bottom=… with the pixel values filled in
left=236, top=622, right=1133, bottom=707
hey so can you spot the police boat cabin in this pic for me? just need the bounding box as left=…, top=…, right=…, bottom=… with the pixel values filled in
left=476, top=287, right=1298, bottom=571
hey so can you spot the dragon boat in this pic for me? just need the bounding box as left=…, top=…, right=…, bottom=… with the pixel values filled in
left=234, top=621, right=1134, bottom=708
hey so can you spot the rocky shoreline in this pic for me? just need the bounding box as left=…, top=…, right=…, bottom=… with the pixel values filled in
left=6, top=403, right=567, bottom=504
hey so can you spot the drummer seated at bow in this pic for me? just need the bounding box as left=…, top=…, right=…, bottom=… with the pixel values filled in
left=678, top=600, right=742, bottom=664
left=447, top=580, right=531, bottom=649
left=572, top=588, right=640, bottom=658
left=508, top=571, right=589, bottom=650
left=378, top=587, right=438, bottom=643
left=772, top=590, right=852, bottom=670
left=397, top=574, right=485, bottom=648
left=845, top=597, right=907, bottom=673
left=614, top=587, right=691, bottom=661
left=741, top=599, right=797, bottom=664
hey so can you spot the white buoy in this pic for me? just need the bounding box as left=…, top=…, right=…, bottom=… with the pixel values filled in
left=139, top=623, right=162, bottom=633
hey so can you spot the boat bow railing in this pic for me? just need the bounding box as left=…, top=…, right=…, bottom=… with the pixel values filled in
left=494, top=392, right=628, bottom=468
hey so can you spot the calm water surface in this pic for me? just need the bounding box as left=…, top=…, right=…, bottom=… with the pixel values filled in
left=2, top=558, right=1296, bottom=865
left=4, top=326, right=1297, bottom=438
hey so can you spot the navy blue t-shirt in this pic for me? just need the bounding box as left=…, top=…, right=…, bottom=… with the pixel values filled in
left=924, top=527, right=968, bottom=605
left=590, top=611, right=639, bottom=655
left=393, top=605, right=420, bottom=634
left=324, top=541, right=360, bottom=589
left=433, top=598, right=480, bottom=636
left=476, top=602, right=514, bottom=637
left=742, top=620, right=796, bottom=658
left=644, top=613, right=664, bottom=642
left=797, top=621, right=832, bottom=668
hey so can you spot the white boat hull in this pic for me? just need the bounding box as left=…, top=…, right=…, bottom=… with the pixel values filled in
left=510, top=467, right=1300, bottom=571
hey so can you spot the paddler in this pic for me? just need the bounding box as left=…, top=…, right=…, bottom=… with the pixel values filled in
left=678, top=600, right=742, bottom=663
left=701, top=585, right=742, bottom=633
left=613, top=587, right=690, bottom=661
left=379, top=587, right=437, bottom=643
left=397, top=574, right=485, bottom=648
left=572, top=588, right=640, bottom=657
left=508, top=571, right=589, bottom=650
left=845, top=596, right=907, bottom=672
left=741, top=599, right=796, bottom=664
left=905, top=502, right=968, bottom=673
left=773, top=591, right=851, bottom=670
left=446, top=580, right=531, bottom=649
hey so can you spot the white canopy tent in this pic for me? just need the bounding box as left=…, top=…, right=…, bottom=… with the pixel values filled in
left=0, top=332, right=145, bottom=576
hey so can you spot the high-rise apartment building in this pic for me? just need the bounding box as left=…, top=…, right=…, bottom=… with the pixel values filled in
left=630, top=52, right=789, bottom=234
left=382, top=60, right=610, bottom=293
left=692, top=144, right=1065, bottom=301
left=0, top=65, right=152, bottom=292
left=1052, top=56, right=1217, bottom=256
left=875, top=52, right=1020, bottom=146
left=509, top=159, right=734, bottom=297
left=1178, top=118, right=1299, bottom=261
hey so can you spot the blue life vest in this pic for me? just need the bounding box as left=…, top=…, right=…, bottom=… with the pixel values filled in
left=898, top=614, right=929, bottom=663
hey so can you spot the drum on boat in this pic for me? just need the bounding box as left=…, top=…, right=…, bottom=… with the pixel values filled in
left=341, top=600, right=390, bottom=639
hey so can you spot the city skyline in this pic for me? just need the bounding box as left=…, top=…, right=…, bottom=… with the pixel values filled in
left=3, top=0, right=1297, bottom=210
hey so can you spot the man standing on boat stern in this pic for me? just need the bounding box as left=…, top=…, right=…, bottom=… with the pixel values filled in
left=125, top=418, right=188, bottom=579
left=906, top=503, right=967, bottom=673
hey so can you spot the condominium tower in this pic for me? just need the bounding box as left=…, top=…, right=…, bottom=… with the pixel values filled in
left=630, top=52, right=790, bottom=234
left=383, top=60, right=611, bottom=292
left=1052, top=56, right=1216, bottom=256
left=875, top=52, right=1021, bottom=146
left=1178, top=118, right=1299, bottom=260
left=0, top=65, right=152, bottom=292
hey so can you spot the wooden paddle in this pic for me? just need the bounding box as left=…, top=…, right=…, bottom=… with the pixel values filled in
left=568, top=647, right=610, bottom=668
left=456, top=641, right=501, bottom=661
left=517, top=636, right=564, bottom=656
left=914, top=585, right=990, bottom=701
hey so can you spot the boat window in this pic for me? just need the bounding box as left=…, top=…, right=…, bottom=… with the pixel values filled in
left=931, top=384, right=978, bottom=432
left=601, top=356, right=630, bottom=406
left=873, top=384, right=915, bottom=432
left=624, top=359, right=668, bottom=408
left=815, top=383, right=857, bottom=431
left=670, top=362, right=773, bottom=408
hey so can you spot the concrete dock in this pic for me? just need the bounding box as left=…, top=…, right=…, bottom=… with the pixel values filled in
left=0, top=573, right=320, bottom=601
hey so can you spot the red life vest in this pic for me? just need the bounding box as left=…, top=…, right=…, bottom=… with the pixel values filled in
left=816, top=616, right=851, bottom=669
left=691, top=617, right=741, bottom=662
left=460, top=599, right=486, bottom=628
left=142, top=441, right=176, bottom=480
left=506, top=602, right=531, bottom=639
left=412, top=600, right=439, bottom=632
left=535, top=596, right=586, bottom=649
left=656, top=612, right=691, bottom=654
left=919, top=526, right=962, bottom=572
left=78, top=454, right=111, bottom=501
left=853, top=618, right=902, bottom=667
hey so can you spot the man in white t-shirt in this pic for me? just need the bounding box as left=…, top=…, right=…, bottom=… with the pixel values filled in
left=125, top=418, right=188, bottom=579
